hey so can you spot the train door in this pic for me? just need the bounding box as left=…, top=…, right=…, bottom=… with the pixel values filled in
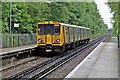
left=64, top=26, right=69, bottom=44
left=69, top=28, right=74, bottom=43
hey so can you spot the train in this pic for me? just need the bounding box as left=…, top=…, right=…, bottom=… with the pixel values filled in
left=36, top=21, right=91, bottom=53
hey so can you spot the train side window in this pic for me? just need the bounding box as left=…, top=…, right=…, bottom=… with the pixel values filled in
left=38, top=24, right=44, bottom=35
left=65, top=28, right=67, bottom=31
left=54, top=27, right=60, bottom=34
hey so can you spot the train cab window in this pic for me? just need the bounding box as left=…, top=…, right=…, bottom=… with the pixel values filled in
left=54, top=27, right=60, bottom=34
left=38, top=24, right=60, bottom=35
left=38, top=24, right=44, bottom=35
left=45, top=25, right=53, bottom=34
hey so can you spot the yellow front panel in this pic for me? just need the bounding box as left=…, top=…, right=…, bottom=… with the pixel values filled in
left=53, top=35, right=60, bottom=43
left=37, top=34, right=46, bottom=46
left=37, top=22, right=64, bottom=47
left=46, top=35, right=52, bottom=44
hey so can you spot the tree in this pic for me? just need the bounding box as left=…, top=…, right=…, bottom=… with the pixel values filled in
left=2, top=2, right=107, bottom=35
left=108, top=2, right=120, bottom=36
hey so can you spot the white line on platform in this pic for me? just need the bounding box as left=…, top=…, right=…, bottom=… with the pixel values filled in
left=64, top=42, right=103, bottom=79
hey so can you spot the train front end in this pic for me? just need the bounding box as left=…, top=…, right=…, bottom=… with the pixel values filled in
left=36, top=22, right=64, bottom=52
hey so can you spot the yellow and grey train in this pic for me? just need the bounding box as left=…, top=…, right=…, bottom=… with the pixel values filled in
left=36, top=21, right=91, bottom=52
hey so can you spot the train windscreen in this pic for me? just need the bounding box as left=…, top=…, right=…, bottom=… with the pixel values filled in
left=38, top=24, right=60, bottom=35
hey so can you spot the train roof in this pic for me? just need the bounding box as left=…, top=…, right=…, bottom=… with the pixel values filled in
left=37, top=21, right=90, bottom=30
left=60, top=23, right=90, bottom=29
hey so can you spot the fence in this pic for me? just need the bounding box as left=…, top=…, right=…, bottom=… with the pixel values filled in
left=0, top=33, right=36, bottom=48
left=0, top=33, right=2, bottom=48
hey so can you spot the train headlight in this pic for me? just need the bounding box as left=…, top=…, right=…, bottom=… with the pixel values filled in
left=54, top=39, right=60, bottom=43
left=38, top=38, right=43, bottom=42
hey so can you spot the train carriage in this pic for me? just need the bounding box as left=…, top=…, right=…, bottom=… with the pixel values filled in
left=36, top=21, right=90, bottom=53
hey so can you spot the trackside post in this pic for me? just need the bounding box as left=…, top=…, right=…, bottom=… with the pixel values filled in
left=118, top=34, right=120, bottom=48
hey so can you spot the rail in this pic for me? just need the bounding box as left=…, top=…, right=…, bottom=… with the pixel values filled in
left=7, top=35, right=108, bottom=80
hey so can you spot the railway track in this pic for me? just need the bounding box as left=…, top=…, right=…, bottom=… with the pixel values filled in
left=5, top=35, right=108, bottom=80
left=1, top=56, right=51, bottom=78
left=0, top=57, right=39, bottom=72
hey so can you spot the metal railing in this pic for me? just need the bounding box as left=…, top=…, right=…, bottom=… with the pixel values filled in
left=0, top=33, right=36, bottom=48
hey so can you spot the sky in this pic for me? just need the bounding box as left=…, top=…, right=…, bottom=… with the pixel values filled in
left=94, top=0, right=113, bottom=29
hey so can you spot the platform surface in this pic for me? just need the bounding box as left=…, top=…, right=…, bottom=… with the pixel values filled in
left=65, top=42, right=118, bottom=79
left=0, top=44, right=37, bottom=55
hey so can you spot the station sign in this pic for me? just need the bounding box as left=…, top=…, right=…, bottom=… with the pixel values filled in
left=14, top=23, right=19, bottom=28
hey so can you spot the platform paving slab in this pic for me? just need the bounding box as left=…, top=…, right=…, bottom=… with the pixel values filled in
left=65, top=42, right=118, bottom=79
left=0, top=44, right=37, bottom=55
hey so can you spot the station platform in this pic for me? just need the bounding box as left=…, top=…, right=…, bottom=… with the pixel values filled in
left=65, top=42, right=119, bottom=79
left=0, top=44, right=37, bottom=55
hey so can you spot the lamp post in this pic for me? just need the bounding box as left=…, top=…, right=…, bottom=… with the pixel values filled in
left=10, top=0, right=12, bottom=47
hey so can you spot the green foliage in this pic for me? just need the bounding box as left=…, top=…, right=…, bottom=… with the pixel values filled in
left=2, top=2, right=107, bottom=35
left=108, top=2, right=120, bottom=36
left=0, top=1, right=2, bottom=33
left=2, top=2, right=10, bottom=33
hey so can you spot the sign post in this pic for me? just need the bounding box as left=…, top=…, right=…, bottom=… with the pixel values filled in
left=10, top=0, right=12, bottom=47
left=14, top=23, right=19, bottom=34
